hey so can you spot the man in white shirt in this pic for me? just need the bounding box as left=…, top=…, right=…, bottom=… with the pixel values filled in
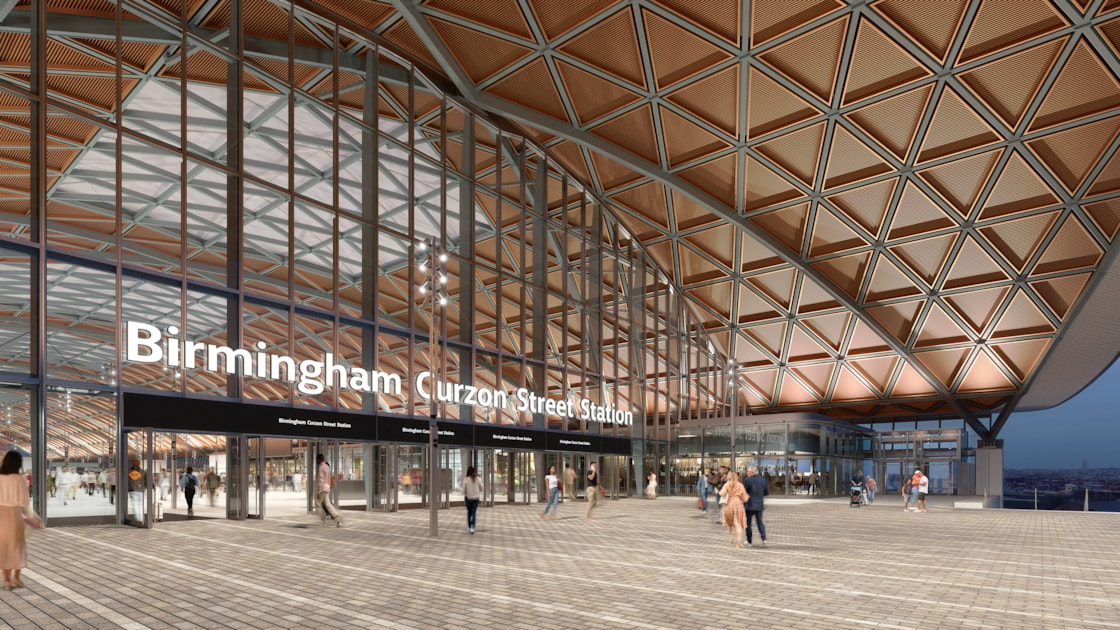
left=56, top=466, right=74, bottom=505
left=315, top=454, right=343, bottom=527
left=916, top=469, right=930, bottom=512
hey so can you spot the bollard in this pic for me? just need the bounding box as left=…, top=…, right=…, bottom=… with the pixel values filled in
left=1034, top=487, right=1037, bottom=510
left=1085, top=488, right=1089, bottom=512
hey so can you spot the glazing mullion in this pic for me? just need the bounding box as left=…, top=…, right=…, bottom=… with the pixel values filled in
left=29, top=0, right=48, bottom=520
left=456, top=110, right=476, bottom=422
left=331, top=24, right=341, bottom=411
left=361, top=47, right=378, bottom=415
left=226, top=0, right=245, bottom=401
left=285, top=0, right=296, bottom=408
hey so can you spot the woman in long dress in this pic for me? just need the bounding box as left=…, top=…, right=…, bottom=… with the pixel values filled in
left=719, top=470, right=749, bottom=548
left=0, top=450, right=43, bottom=590
left=644, top=472, right=658, bottom=499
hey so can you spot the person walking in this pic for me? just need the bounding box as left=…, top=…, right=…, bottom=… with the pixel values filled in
left=205, top=468, right=221, bottom=506
left=541, top=465, right=559, bottom=519
left=902, top=475, right=913, bottom=511
left=866, top=476, right=877, bottom=505
left=711, top=466, right=728, bottom=523
left=463, top=466, right=483, bottom=533
left=695, top=472, right=710, bottom=513
left=718, top=470, right=749, bottom=548
left=562, top=463, right=577, bottom=501
left=908, top=468, right=922, bottom=511
left=56, top=466, right=72, bottom=506
left=0, top=451, right=43, bottom=590
left=742, top=465, right=768, bottom=547
left=315, top=454, right=343, bottom=527
left=127, top=460, right=147, bottom=523
left=644, top=471, right=658, bottom=499
left=916, top=469, right=929, bottom=512
left=179, top=466, right=197, bottom=517
left=585, top=461, right=601, bottom=519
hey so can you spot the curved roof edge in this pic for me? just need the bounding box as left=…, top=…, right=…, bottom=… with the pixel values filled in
left=1017, top=248, right=1120, bottom=412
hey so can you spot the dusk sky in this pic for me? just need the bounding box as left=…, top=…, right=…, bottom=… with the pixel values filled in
left=1002, top=358, right=1120, bottom=470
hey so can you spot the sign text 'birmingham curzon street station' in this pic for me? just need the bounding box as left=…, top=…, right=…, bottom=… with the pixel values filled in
left=125, top=322, right=632, bottom=426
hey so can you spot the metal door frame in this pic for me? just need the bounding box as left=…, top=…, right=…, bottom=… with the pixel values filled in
left=120, top=427, right=153, bottom=528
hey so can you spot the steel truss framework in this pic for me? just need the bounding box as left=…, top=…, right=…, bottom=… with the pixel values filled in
left=0, top=0, right=1118, bottom=458
left=0, top=0, right=729, bottom=463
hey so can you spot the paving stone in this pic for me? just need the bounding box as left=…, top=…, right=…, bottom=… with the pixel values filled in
left=0, top=495, right=1116, bottom=628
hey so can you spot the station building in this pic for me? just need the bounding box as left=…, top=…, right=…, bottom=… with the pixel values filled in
left=2, top=0, right=1120, bottom=525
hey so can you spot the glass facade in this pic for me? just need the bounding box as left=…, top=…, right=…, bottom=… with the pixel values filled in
left=672, top=417, right=874, bottom=497
left=0, top=0, right=728, bottom=523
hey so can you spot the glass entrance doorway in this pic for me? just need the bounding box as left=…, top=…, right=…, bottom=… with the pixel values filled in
left=493, top=450, right=535, bottom=504
left=124, top=431, right=229, bottom=526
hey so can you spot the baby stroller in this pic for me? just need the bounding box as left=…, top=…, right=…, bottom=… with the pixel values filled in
left=849, top=486, right=864, bottom=507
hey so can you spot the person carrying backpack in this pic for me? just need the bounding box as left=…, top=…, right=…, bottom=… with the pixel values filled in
left=205, top=469, right=221, bottom=506
left=180, top=467, right=198, bottom=517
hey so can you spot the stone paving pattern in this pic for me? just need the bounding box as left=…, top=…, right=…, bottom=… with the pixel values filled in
left=0, top=494, right=1117, bottom=629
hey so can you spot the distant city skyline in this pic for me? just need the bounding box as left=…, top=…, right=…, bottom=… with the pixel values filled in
left=1002, top=357, right=1120, bottom=470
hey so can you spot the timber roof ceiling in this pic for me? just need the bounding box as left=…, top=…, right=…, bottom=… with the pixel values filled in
left=2, top=0, right=1120, bottom=451
left=380, top=0, right=1120, bottom=427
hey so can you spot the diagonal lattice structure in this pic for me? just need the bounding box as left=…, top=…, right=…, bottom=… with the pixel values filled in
left=2, top=0, right=1120, bottom=457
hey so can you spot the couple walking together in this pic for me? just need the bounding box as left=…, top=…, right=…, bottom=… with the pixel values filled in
left=717, top=465, right=768, bottom=548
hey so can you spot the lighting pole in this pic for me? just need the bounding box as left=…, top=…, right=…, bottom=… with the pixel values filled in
left=417, top=237, right=448, bottom=537
left=728, top=360, right=737, bottom=472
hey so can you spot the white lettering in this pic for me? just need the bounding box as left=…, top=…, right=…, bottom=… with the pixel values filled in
left=125, top=322, right=162, bottom=363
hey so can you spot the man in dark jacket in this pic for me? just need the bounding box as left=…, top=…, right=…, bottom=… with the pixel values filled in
left=742, top=465, right=769, bottom=546
left=711, top=466, right=728, bottom=524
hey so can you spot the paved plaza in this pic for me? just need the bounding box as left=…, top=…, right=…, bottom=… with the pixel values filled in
left=0, top=494, right=1117, bottom=629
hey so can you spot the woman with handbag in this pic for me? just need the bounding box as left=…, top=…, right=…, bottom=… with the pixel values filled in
left=718, top=470, right=749, bottom=548
left=0, top=450, right=44, bottom=590
left=541, top=465, right=560, bottom=519
left=695, top=472, right=710, bottom=512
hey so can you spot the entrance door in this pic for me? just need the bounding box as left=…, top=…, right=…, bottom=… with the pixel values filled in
left=122, top=428, right=153, bottom=528
left=510, top=451, right=535, bottom=504
left=246, top=437, right=264, bottom=518
left=397, top=445, right=427, bottom=508
left=474, top=449, right=494, bottom=507
left=159, top=432, right=228, bottom=521
left=441, top=447, right=468, bottom=507
left=602, top=455, right=629, bottom=499
left=377, top=444, right=398, bottom=512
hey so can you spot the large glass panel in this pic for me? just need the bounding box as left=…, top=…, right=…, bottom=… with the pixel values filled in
left=121, top=2, right=184, bottom=149
left=397, top=445, right=426, bottom=507
left=292, top=96, right=335, bottom=207
left=0, top=247, right=31, bottom=376
left=292, top=201, right=334, bottom=310
left=336, top=212, right=365, bottom=319
left=120, top=276, right=180, bottom=392
left=119, top=130, right=185, bottom=276
left=184, top=290, right=228, bottom=396
left=182, top=38, right=232, bottom=165
left=0, top=92, right=32, bottom=240
left=46, top=260, right=116, bottom=384
left=243, top=301, right=290, bottom=402
left=243, top=77, right=290, bottom=187
left=184, top=160, right=229, bottom=286
left=46, top=114, right=116, bottom=261
left=161, top=432, right=228, bottom=520
left=292, top=311, right=333, bottom=408
left=47, top=389, right=117, bottom=524
left=242, top=182, right=290, bottom=300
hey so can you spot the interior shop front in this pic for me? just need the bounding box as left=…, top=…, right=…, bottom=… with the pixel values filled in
left=674, top=414, right=875, bottom=497
left=118, top=393, right=631, bottom=528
